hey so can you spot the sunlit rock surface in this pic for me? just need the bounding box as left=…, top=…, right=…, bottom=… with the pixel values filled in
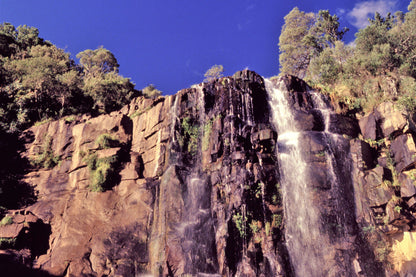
left=0, top=70, right=415, bottom=276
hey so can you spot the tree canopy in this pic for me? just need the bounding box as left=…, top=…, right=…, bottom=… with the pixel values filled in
left=0, top=23, right=139, bottom=132
left=204, top=64, right=224, bottom=82
left=281, top=2, right=416, bottom=114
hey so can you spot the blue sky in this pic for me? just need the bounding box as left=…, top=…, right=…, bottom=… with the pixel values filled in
left=0, top=0, right=411, bottom=94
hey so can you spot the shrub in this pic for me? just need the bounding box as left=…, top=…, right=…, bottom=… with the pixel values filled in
left=142, top=84, right=162, bottom=99
left=84, top=152, right=118, bottom=192
left=32, top=135, right=60, bottom=169
left=0, top=215, right=13, bottom=226
left=95, top=133, right=119, bottom=149
left=181, top=117, right=200, bottom=156
left=232, top=212, right=246, bottom=238
left=202, top=119, right=213, bottom=151
left=204, top=65, right=224, bottom=82
left=0, top=237, right=16, bottom=249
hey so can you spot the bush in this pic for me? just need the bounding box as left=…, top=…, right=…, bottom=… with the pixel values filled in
left=0, top=215, right=13, bottom=226
left=0, top=237, right=16, bottom=249
left=95, top=133, right=119, bottom=149
left=181, top=117, right=200, bottom=156
left=84, top=152, right=118, bottom=192
left=32, top=135, right=60, bottom=169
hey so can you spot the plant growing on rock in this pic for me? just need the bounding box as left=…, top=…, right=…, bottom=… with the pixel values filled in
left=84, top=152, right=119, bottom=192
left=0, top=215, right=13, bottom=226
left=32, top=135, right=61, bottom=169
left=0, top=237, right=16, bottom=249
left=204, top=64, right=224, bottom=82
left=202, top=118, right=214, bottom=151
left=232, top=212, right=246, bottom=238
left=95, top=133, right=119, bottom=149
left=181, top=116, right=200, bottom=156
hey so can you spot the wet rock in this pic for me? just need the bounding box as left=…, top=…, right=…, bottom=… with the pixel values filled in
left=328, top=114, right=360, bottom=138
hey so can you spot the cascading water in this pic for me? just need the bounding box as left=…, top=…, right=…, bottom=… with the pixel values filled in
left=179, top=85, right=218, bottom=275
left=309, top=91, right=357, bottom=242
left=266, top=78, right=327, bottom=276
left=266, top=78, right=357, bottom=276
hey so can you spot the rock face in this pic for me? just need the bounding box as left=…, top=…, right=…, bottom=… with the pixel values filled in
left=0, top=70, right=415, bottom=276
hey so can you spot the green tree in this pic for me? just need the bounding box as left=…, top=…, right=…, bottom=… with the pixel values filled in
left=82, top=71, right=136, bottom=113
left=308, top=41, right=352, bottom=84
left=307, top=10, right=348, bottom=50
left=2, top=44, right=79, bottom=128
left=16, top=25, right=43, bottom=50
left=142, top=84, right=162, bottom=99
left=204, top=64, right=224, bottom=81
left=76, top=47, right=119, bottom=77
left=77, top=47, right=138, bottom=114
left=278, top=7, right=315, bottom=78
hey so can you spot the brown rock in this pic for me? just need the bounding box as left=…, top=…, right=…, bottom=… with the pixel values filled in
left=391, top=134, right=416, bottom=172
left=359, top=113, right=377, bottom=140
left=375, top=102, right=408, bottom=138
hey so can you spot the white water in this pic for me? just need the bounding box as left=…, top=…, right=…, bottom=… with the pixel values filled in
left=266, top=79, right=333, bottom=276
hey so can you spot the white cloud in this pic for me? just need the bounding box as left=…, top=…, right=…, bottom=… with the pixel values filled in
left=337, top=8, right=346, bottom=16
left=347, top=0, right=397, bottom=29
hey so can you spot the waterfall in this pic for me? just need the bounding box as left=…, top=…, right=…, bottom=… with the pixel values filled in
left=265, top=78, right=349, bottom=276
left=180, top=85, right=218, bottom=275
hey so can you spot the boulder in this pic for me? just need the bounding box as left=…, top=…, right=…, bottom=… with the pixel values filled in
left=328, top=114, right=360, bottom=138
left=399, top=171, right=416, bottom=197
left=375, top=102, right=407, bottom=138
left=364, top=166, right=393, bottom=207
left=359, top=113, right=378, bottom=140
left=390, top=134, right=416, bottom=172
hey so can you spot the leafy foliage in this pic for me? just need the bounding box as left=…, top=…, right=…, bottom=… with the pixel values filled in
left=181, top=116, right=200, bottom=156
left=280, top=2, right=416, bottom=114
left=0, top=215, right=13, bottom=226
left=204, top=64, right=224, bottom=82
left=142, top=84, right=162, bottom=99
left=0, top=23, right=139, bottom=133
left=95, top=133, right=119, bottom=149
left=278, top=7, right=316, bottom=78
left=84, top=152, right=119, bottom=192
left=31, top=135, right=60, bottom=169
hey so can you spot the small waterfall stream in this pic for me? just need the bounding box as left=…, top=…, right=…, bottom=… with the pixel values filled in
left=266, top=78, right=356, bottom=276
left=180, top=85, right=218, bottom=275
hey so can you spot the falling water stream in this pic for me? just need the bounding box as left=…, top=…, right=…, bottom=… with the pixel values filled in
left=265, top=79, right=356, bottom=276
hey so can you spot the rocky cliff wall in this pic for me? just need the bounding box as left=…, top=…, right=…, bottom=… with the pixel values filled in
left=0, top=70, right=415, bottom=276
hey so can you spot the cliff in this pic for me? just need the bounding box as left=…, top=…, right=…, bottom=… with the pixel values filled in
left=0, top=70, right=415, bottom=276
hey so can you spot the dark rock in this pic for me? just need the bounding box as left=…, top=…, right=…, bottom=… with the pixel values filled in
left=328, top=114, right=360, bottom=138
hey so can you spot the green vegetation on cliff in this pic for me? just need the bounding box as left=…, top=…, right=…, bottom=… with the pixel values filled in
left=279, top=0, right=416, bottom=114
left=0, top=23, right=140, bottom=133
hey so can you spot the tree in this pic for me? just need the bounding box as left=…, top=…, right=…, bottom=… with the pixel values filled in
left=308, top=41, right=353, bottom=84
left=2, top=44, right=80, bottom=128
left=76, top=47, right=119, bottom=78
left=142, top=84, right=162, bottom=99
left=278, top=7, right=315, bottom=78
left=308, top=10, right=348, bottom=49
left=204, top=64, right=224, bottom=81
left=77, top=47, right=137, bottom=114
left=16, top=25, right=43, bottom=49
left=82, top=71, right=137, bottom=113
